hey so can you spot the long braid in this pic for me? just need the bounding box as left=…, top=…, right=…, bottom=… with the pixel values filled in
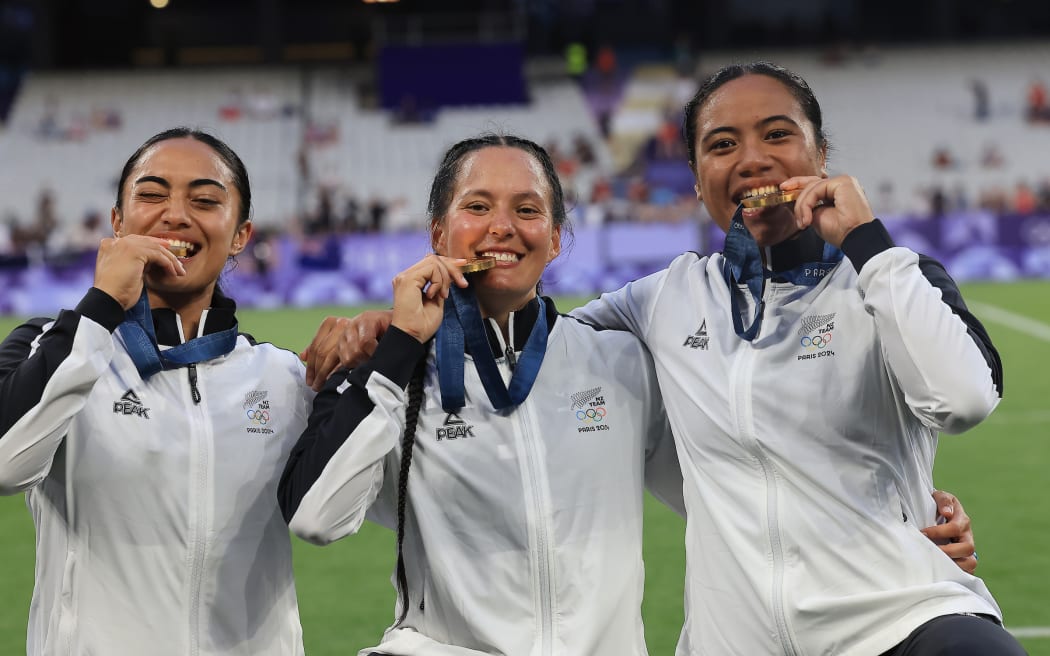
left=393, top=354, right=428, bottom=627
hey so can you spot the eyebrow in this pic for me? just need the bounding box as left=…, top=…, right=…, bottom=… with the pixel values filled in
left=702, top=114, right=800, bottom=142
left=461, top=189, right=546, bottom=202
left=134, top=175, right=228, bottom=192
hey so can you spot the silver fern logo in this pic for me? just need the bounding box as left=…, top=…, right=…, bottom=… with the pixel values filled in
left=799, top=313, right=836, bottom=336
left=243, top=390, right=268, bottom=409
left=571, top=386, right=602, bottom=410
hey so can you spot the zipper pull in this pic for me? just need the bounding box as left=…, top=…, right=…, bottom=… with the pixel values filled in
left=504, top=344, right=517, bottom=370
left=188, top=363, right=201, bottom=404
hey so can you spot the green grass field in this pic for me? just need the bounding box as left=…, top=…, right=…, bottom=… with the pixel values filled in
left=0, top=282, right=1047, bottom=654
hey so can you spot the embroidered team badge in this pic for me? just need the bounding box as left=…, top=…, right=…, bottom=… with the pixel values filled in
left=572, top=387, right=609, bottom=433
left=797, top=312, right=837, bottom=360
left=244, top=390, right=275, bottom=435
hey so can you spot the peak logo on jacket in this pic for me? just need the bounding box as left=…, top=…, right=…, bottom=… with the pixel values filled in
left=113, top=389, right=150, bottom=418
left=797, top=312, right=837, bottom=360
left=572, top=387, right=610, bottom=432
left=244, top=390, right=275, bottom=435
left=682, top=319, right=710, bottom=350
left=436, top=412, right=476, bottom=440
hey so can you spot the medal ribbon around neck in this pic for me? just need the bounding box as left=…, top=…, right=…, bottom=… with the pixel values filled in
left=436, top=284, right=547, bottom=412
left=721, top=206, right=768, bottom=341
left=721, top=206, right=845, bottom=341
left=117, top=289, right=239, bottom=379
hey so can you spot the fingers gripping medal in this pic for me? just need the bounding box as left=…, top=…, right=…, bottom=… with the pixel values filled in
left=459, top=256, right=496, bottom=274
left=740, top=185, right=800, bottom=209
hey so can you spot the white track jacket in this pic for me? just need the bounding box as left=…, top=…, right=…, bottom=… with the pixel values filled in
left=573, top=221, right=1005, bottom=656
left=0, top=287, right=313, bottom=656
left=279, top=298, right=684, bottom=656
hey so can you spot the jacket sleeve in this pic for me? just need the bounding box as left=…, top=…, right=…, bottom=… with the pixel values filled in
left=640, top=346, right=685, bottom=518
left=0, top=288, right=124, bottom=494
left=278, top=326, right=426, bottom=545
left=569, top=265, right=670, bottom=339
left=842, top=220, right=1002, bottom=434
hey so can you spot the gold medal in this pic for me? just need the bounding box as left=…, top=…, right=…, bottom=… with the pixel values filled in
left=740, top=188, right=799, bottom=209
left=166, top=240, right=191, bottom=257
left=460, top=256, right=496, bottom=274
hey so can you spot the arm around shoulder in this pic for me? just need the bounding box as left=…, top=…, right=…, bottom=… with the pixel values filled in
left=279, top=326, right=426, bottom=544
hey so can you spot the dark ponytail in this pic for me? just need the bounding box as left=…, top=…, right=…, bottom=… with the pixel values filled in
left=393, top=354, right=428, bottom=627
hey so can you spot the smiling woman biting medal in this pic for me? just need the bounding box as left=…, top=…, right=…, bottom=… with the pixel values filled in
left=0, top=127, right=314, bottom=656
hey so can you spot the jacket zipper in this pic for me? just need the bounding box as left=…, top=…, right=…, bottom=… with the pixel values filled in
left=517, top=395, right=555, bottom=655
left=186, top=363, right=210, bottom=656
left=731, top=287, right=801, bottom=656
left=188, top=364, right=201, bottom=404
left=491, top=315, right=555, bottom=654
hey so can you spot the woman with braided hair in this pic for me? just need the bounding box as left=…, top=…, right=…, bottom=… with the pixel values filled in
left=277, top=134, right=684, bottom=655
left=291, top=65, right=1007, bottom=654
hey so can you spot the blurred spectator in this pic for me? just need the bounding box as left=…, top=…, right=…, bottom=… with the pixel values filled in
left=970, top=79, right=990, bottom=122
left=90, top=107, right=122, bottom=131
left=1013, top=182, right=1037, bottom=215
left=306, top=186, right=337, bottom=235
left=874, top=180, right=899, bottom=215
left=248, top=228, right=278, bottom=285
left=385, top=197, right=415, bottom=232
left=980, top=142, right=1005, bottom=169
left=1026, top=79, right=1048, bottom=124
left=978, top=186, right=1010, bottom=214
left=652, top=112, right=685, bottom=161
left=393, top=94, right=425, bottom=124
left=304, top=120, right=339, bottom=146
left=1037, top=178, right=1050, bottom=212
left=218, top=87, right=244, bottom=121
left=37, top=95, right=62, bottom=140
left=62, top=210, right=107, bottom=253
left=583, top=176, right=613, bottom=226
left=929, top=185, right=948, bottom=217
left=673, top=33, right=694, bottom=76
left=572, top=134, right=597, bottom=167
left=246, top=85, right=279, bottom=119
left=367, top=197, right=388, bottom=232
left=31, top=189, right=58, bottom=248
left=594, top=45, right=617, bottom=90
left=342, top=194, right=362, bottom=233
left=565, top=42, right=587, bottom=83
left=951, top=183, right=970, bottom=212
left=931, top=146, right=957, bottom=170
left=0, top=214, right=14, bottom=256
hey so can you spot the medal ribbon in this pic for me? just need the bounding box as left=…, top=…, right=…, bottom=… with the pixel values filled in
left=721, top=206, right=844, bottom=341
left=117, top=290, right=239, bottom=379
left=721, top=206, right=768, bottom=341
left=436, top=285, right=547, bottom=412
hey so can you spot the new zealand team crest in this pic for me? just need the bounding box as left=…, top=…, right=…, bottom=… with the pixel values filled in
left=244, top=390, right=275, bottom=435
left=797, top=313, right=836, bottom=360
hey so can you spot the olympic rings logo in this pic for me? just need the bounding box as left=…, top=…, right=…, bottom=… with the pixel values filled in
left=576, top=407, right=607, bottom=423
left=246, top=409, right=270, bottom=424
left=800, top=333, right=833, bottom=349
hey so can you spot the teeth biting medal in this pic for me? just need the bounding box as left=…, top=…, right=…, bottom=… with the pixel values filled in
left=460, top=256, right=496, bottom=274
left=740, top=184, right=799, bottom=209
left=166, top=240, right=192, bottom=257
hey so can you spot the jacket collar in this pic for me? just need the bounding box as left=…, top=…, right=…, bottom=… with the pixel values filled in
left=152, top=287, right=238, bottom=346
left=475, top=295, right=559, bottom=358
left=768, top=228, right=829, bottom=280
